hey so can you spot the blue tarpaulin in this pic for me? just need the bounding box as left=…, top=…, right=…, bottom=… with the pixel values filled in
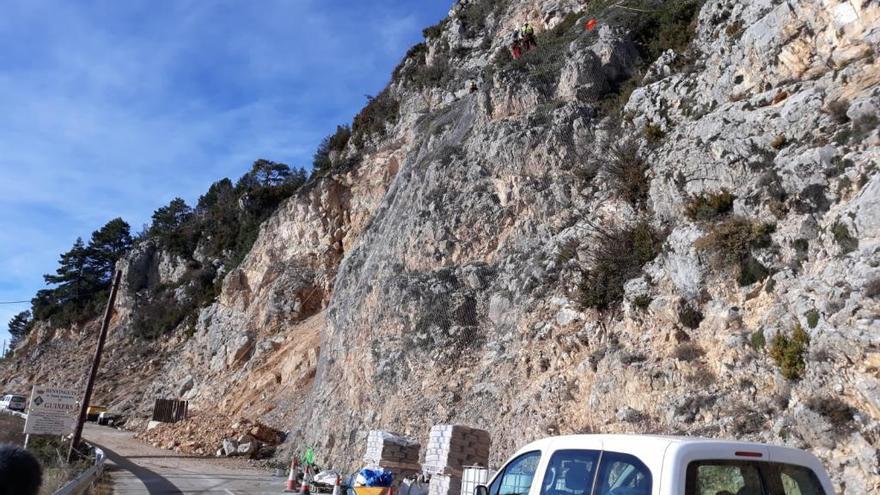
left=355, top=468, right=394, bottom=487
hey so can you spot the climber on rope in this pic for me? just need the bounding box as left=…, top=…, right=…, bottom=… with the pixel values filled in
left=511, top=32, right=523, bottom=60
left=521, top=22, right=537, bottom=52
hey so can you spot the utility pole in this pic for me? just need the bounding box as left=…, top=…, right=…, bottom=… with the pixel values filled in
left=68, top=270, right=122, bottom=462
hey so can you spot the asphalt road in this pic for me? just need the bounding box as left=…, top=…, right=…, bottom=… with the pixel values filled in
left=84, top=424, right=286, bottom=494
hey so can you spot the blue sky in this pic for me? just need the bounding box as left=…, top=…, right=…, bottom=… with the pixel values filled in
left=0, top=0, right=452, bottom=346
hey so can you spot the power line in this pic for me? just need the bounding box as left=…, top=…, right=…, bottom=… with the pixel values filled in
left=0, top=300, right=30, bottom=305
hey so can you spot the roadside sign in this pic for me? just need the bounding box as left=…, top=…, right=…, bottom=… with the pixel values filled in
left=23, top=386, right=78, bottom=435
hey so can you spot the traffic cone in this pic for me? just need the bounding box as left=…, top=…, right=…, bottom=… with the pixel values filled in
left=332, top=475, right=341, bottom=495
left=284, top=459, right=299, bottom=492
left=299, top=465, right=311, bottom=495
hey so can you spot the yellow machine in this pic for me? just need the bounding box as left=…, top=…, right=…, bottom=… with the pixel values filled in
left=86, top=405, right=107, bottom=421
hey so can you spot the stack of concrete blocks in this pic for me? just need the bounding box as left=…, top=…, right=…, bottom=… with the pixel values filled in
left=423, top=425, right=491, bottom=495
left=364, top=430, right=422, bottom=483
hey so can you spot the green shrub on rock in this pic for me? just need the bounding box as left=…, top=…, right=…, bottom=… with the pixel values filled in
left=769, top=324, right=810, bottom=380
left=313, top=125, right=351, bottom=172
left=831, top=222, right=858, bottom=254
left=750, top=329, right=766, bottom=350
left=352, top=89, right=400, bottom=144
left=643, top=124, right=665, bottom=144
left=805, top=309, right=820, bottom=329
left=422, top=20, right=447, bottom=40
left=632, top=294, right=652, bottom=310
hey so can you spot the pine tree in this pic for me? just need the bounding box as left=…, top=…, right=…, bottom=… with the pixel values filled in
left=86, top=218, right=132, bottom=284
left=197, top=179, right=236, bottom=212
left=197, top=179, right=240, bottom=259
left=248, top=159, right=292, bottom=187
left=287, top=167, right=308, bottom=188
left=7, top=310, right=32, bottom=349
left=150, top=198, right=192, bottom=233
left=43, top=237, right=97, bottom=308
left=149, top=198, right=195, bottom=254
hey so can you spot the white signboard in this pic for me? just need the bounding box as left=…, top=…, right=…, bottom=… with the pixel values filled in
left=23, top=386, right=78, bottom=436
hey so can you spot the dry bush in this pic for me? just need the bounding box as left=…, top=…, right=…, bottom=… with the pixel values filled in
left=579, top=220, right=666, bottom=311
left=805, top=396, right=856, bottom=436
left=674, top=342, right=705, bottom=361
left=770, top=134, right=787, bottom=149
left=603, top=135, right=651, bottom=207
left=695, top=216, right=774, bottom=285
left=686, top=365, right=717, bottom=387
left=824, top=99, right=850, bottom=124
left=678, top=299, right=704, bottom=329
left=643, top=124, right=665, bottom=144
left=729, top=404, right=766, bottom=435
left=685, top=190, right=735, bottom=221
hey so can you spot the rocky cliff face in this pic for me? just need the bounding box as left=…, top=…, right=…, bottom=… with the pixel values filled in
left=3, top=0, right=878, bottom=492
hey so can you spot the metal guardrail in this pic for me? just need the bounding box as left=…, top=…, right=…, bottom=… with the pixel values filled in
left=53, top=445, right=107, bottom=495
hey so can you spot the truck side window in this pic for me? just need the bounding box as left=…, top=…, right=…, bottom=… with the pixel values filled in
left=687, top=461, right=826, bottom=495
left=594, top=452, right=652, bottom=495
left=775, top=464, right=824, bottom=495
left=540, top=450, right=600, bottom=495
left=685, top=461, right=763, bottom=495
left=490, top=451, right=542, bottom=495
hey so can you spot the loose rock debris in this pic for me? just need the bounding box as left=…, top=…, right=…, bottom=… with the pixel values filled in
left=136, top=412, right=284, bottom=459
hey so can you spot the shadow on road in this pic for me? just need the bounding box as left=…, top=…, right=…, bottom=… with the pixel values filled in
left=92, top=443, right=182, bottom=495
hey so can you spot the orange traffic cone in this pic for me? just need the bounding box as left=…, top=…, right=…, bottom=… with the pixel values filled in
left=284, top=459, right=299, bottom=492
left=332, top=475, right=341, bottom=495
left=299, top=465, right=311, bottom=495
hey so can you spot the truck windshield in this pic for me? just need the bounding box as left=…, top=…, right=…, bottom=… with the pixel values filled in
left=686, top=460, right=825, bottom=495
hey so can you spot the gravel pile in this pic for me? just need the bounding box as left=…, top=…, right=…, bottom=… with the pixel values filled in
left=136, top=412, right=284, bottom=458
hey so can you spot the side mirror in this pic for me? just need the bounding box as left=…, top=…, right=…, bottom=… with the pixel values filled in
left=474, top=486, right=489, bottom=495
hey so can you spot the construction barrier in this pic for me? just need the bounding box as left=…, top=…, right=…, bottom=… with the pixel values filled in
left=151, top=399, right=188, bottom=423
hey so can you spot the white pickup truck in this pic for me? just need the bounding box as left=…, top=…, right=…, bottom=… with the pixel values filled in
left=0, top=394, right=27, bottom=412
left=474, top=434, right=833, bottom=495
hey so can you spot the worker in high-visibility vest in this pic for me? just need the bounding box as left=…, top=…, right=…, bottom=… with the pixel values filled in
left=521, top=22, right=537, bottom=51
